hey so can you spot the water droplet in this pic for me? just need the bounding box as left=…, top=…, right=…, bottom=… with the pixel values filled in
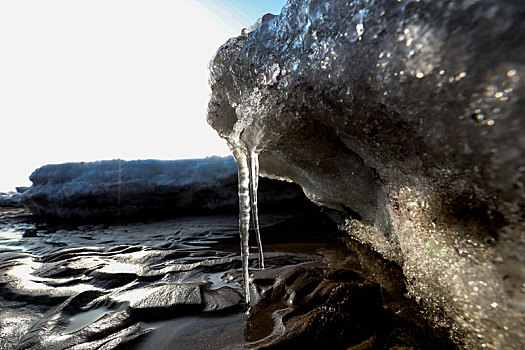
left=507, top=69, right=517, bottom=77
left=495, top=92, right=503, bottom=98
left=416, top=72, right=424, bottom=78
left=356, top=23, right=364, bottom=37
left=439, top=69, right=445, bottom=75
left=491, top=302, right=499, bottom=308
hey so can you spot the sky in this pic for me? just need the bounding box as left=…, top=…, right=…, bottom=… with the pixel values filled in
left=0, top=0, right=287, bottom=191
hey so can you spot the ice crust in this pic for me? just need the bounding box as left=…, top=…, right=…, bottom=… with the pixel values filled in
left=20, top=157, right=307, bottom=219
left=207, top=0, right=525, bottom=348
left=21, top=157, right=237, bottom=218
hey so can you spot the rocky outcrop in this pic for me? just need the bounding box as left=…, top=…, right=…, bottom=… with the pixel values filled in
left=20, top=157, right=309, bottom=219
left=207, top=0, right=525, bottom=348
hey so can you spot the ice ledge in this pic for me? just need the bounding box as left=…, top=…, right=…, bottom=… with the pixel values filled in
left=20, top=157, right=309, bottom=220
left=207, top=0, right=525, bottom=348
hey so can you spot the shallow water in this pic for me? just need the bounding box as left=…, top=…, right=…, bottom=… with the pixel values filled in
left=0, top=207, right=456, bottom=349
left=63, top=306, right=114, bottom=334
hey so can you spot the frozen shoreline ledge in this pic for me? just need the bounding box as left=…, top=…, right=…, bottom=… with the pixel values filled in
left=20, top=156, right=310, bottom=220
left=207, top=0, right=525, bottom=348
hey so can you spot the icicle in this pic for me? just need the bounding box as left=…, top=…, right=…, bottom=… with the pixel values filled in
left=248, top=149, right=264, bottom=269
left=229, top=110, right=265, bottom=303
left=233, top=147, right=252, bottom=303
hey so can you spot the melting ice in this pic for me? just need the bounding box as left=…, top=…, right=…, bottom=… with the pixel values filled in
left=232, top=147, right=264, bottom=303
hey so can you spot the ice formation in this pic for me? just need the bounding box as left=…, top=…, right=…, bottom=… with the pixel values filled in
left=20, top=157, right=307, bottom=220
left=232, top=148, right=253, bottom=303
left=228, top=105, right=267, bottom=302
left=208, top=0, right=525, bottom=348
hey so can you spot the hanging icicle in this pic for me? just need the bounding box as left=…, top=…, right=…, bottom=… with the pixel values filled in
left=249, top=149, right=264, bottom=269
left=232, top=147, right=252, bottom=303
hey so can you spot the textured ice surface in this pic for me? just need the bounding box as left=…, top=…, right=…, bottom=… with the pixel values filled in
left=208, top=0, right=525, bottom=348
left=232, top=149, right=253, bottom=303
left=232, top=127, right=265, bottom=303
left=21, top=157, right=237, bottom=218
left=20, top=157, right=308, bottom=219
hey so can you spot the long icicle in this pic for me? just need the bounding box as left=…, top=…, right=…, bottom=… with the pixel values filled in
left=233, top=148, right=251, bottom=303
left=249, top=149, right=264, bottom=269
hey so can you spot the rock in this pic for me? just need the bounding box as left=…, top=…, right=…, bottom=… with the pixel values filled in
left=20, top=156, right=310, bottom=219
left=207, top=0, right=525, bottom=348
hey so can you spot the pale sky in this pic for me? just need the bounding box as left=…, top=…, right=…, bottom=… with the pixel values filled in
left=0, top=0, right=286, bottom=191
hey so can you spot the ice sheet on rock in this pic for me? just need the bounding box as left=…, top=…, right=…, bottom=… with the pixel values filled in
left=20, top=157, right=238, bottom=218
left=208, top=0, right=525, bottom=348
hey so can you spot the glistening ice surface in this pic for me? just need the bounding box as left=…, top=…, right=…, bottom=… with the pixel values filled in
left=208, top=0, right=525, bottom=348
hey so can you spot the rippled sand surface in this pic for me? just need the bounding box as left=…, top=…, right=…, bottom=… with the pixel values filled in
left=0, top=208, right=456, bottom=349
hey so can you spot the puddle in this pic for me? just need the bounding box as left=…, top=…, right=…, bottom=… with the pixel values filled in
left=0, top=228, right=25, bottom=251
left=63, top=306, right=114, bottom=334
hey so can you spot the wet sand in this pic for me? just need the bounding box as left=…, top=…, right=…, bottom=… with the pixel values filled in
left=0, top=207, right=456, bottom=349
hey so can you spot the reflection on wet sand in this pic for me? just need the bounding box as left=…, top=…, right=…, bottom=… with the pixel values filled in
left=0, top=209, right=456, bottom=349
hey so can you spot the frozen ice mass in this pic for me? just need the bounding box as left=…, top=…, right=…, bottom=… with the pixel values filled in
left=207, top=0, right=525, bottom=348
left=19, top=157, right=307, bottom=220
